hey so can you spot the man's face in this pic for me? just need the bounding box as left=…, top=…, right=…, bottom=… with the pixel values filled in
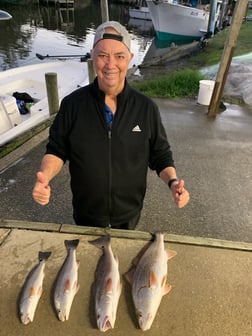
left=92, top=33, right=133, bottom=93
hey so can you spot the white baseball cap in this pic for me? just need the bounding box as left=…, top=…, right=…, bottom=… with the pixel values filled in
left=93, top=21, right=131, bottom=51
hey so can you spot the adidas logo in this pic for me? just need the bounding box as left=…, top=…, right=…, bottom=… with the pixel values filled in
left=132, top=125, right=141, bottom=132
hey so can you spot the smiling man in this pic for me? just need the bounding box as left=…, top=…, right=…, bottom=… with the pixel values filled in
left=32, top=21, right=190, bottom=229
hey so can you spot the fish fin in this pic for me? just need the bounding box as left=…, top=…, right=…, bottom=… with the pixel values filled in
left=166, top=249, right=177, bottom=260
left=114, top=254, right=119, bottom=265
left=64, top=239, right=79, bottom=250
left=105, top=278, right=113, bottom=292
left=118, top=280, right=123, bottom=294
left=38, top=251, right=52, bottom=261
left=161, top=274, right=167, bottom=288
left=88, top=235, right=110, bottom=250
left=64, top=279, right=71, bottom=292
left=38, top=285, right=43, bottom=296
left=75, top=282, right=80, bottom=294
left=29, top=287, right=36, bottom=297
left=149, top=271, right=158, bottom=288
left=163, top=284, right=172, bottom=295
left=124, top=265, right=136, bottom=284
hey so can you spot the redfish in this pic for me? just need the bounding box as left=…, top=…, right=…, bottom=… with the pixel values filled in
left=54, top=239, right=80, bottom=321
left=125, top=232, right=177, bottom=331
left=89, top=235, right=122, bottom=332
left=19, top=251, right=51, bottom=325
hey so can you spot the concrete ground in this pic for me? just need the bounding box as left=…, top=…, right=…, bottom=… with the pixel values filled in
left=0, top=98, right=252, bottom=242
left=0, top=100, right=252, bottom=336
left=1, top=98, right=252, bottom=335
left=1, top=222, right=252, bottom=336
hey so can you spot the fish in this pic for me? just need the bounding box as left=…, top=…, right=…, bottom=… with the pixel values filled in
left=89, top=235, right=122, bottom=332
left=124, top=232, right=177, bottom=331
left=19, top=251, right=51, bottom=325
left=54, top=239, right=80, bottom=322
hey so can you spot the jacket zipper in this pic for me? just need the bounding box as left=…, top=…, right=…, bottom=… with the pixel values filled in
left=108, top=128, right=112, bottom=227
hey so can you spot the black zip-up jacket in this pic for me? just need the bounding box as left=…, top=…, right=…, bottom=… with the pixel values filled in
left=46, top=78, right=175, bottom=227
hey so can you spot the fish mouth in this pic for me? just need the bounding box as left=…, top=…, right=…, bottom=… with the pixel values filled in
left=100, top=316, right=113, bottom=332
left=138, top=313, right=153, bottom=331
left=58, top=310, right=68, bottom=322
left=21, top=314, right=32, bottom=325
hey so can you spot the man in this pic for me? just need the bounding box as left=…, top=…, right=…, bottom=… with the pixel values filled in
left=32, top=21, right=190, bottom=229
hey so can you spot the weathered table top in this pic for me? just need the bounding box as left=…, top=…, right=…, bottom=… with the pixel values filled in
left=1, top=221, right=252, bottom=336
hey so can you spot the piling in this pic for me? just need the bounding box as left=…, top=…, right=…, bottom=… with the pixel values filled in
left=45, top=72, right=59, bottom=116
left=87, top=59, right=96, bottom=83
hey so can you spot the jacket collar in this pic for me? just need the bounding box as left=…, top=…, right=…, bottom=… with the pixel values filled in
left=91, top=77, right=131, bottom=103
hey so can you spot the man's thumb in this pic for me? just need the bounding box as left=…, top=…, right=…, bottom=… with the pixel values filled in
left=178, top=179, right=185, bottom=190
left=36, top=171, right=48, bottom=187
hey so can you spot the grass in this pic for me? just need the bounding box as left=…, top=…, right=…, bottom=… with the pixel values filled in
left=130, top=9, right=252, bottom=98
left=131, top=69, right=205, bottom=98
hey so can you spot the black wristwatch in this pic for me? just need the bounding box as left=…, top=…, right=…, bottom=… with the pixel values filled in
left=168, top=178, right=179, bottom=189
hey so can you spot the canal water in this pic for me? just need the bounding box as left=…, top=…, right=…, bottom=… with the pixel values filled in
left=0, top=1, right=155, bottom=71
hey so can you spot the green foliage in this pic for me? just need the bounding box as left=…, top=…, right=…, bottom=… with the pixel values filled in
left=131, top=69, right=205, bottom=98
left=130, top=9, right=252, bottom=98
left=188, top=12, right=252, bottom=68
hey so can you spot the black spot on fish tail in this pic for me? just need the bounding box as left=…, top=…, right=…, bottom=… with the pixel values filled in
left=38, top=251, right=52, bottom=261
left=64, top=239, right=79, bottom=250
left=88, top=234, right=111, bottom=250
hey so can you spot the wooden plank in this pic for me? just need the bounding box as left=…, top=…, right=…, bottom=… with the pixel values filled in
left=1, top=219, right=252, bottom=251
left=0, top=219, right=61, bottom=232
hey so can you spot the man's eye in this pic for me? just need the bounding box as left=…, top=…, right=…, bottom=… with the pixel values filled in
left=116, top=55, right=125, bottom=60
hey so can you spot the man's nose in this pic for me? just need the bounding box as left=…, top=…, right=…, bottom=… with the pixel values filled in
left=105, top=56, right=115, bottom=67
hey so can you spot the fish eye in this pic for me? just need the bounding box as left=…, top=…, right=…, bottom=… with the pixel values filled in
left=137, top=311, right=142, bottom=318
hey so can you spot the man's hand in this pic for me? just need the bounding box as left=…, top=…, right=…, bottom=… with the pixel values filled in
left=32, top=171, right=51, bottom=205
left=170, top=179, right=190, bottom=208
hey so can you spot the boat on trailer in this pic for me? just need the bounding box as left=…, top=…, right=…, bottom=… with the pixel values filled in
left=0, top=61, right=88, bottom=146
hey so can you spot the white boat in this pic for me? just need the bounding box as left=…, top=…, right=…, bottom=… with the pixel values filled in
left=0, top=61, right=88, bottom=146
left=146, top=0, right=210, bottom=42
left=0, top=10, right=12, bottom=20
left=128, top=17, right=154, bottom=34
left=129, top=0, right=151, bottom=20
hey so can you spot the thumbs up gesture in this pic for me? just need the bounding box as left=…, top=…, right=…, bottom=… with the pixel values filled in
left=32, top=171, right=51, bottom=205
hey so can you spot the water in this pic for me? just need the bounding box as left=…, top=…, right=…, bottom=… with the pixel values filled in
left=0, top=1, right=155, bottom=71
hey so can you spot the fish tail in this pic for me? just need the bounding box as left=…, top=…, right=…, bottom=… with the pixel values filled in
left=88, top=234, right=111, bottom=249
left=38, top=251, right=52, bottom=261
left=64, top=239, right=80, bottom=250
left=148, top=231, right=165, bottom=242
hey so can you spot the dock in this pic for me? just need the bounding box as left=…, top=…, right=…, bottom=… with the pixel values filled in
left=1, top=220, right=252, bottom=335
left=38, top=0, right=74, bottom=8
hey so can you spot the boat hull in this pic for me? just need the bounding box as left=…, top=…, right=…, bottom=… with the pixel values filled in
left=0, top=61, right=88, bottom=146
left=146, top=0, right=209, bottom=42
left=0, top=9, right=12, bottom=20
left=129, top=6, right=151, bottom=20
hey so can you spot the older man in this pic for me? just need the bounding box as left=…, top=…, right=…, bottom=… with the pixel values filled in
left=32, top=21, right=189, bottom=229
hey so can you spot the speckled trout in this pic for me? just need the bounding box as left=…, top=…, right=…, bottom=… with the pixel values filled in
left=54, top=239, right=80, bottom=321
left=125, top=232, right=177, bottom=331
left=89, top=235, right=122, bottom=332
left=19, top=251, right=51, bottom=325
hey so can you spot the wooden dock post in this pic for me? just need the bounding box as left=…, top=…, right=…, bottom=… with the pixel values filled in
left=87, top=59, right=96, bottom=83
left=45, top=72, right=59, bottom=116
left=100, top=0, right=109, bottom=22
left=208, top=0, right=249, bottom=117
left=87, top=0, right=109, bottom=83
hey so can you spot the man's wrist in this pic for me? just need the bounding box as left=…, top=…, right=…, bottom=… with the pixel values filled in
left=168, top=178, right=179, bottom=189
